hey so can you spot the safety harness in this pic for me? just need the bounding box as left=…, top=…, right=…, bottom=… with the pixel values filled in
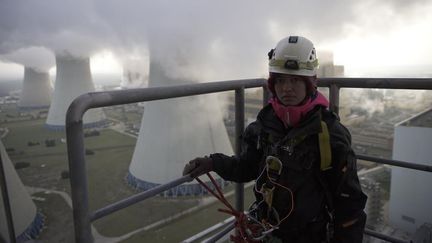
left=318, top=121, right=332, bottom=171
left=196, top=120, right=334, bottom=243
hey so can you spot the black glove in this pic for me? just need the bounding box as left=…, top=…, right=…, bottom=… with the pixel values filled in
left=183, top=156, right=213, bottom=178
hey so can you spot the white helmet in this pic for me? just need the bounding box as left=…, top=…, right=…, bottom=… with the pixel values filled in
left=268, top=36, right=318, bottom=77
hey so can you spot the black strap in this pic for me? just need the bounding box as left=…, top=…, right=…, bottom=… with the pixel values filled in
left=314, top=157, right=335, bottom=242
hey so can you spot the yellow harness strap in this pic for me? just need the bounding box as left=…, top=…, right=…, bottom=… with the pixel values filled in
left=261, top=156, right=283, bottom=207
left=319, top=121, right=332, bottom=171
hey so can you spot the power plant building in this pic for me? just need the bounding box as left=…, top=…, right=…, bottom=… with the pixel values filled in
left=127, top=58, right=233, bottom=196
left=0, top=141, right=44, bottom=242
left=18, top=67, right=52, bottom=109
left=390, top=108, right=432, bottom=233
left=316, top=51, right=344, bottom=78
left=45, top=54, right=107, bottom=130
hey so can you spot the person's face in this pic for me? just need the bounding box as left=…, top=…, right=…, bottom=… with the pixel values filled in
left=274, top=74, right=307, bottom=106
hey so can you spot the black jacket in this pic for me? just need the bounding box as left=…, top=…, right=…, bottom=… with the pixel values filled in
left=211, top=104, right=367, bottom=243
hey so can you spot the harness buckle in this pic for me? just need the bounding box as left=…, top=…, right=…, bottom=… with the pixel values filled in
left=266, top=156, right=282, bottom=178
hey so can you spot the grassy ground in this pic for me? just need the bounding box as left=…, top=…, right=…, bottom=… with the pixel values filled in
left=123, top=185, right=257, bottom=243
left=4, top=118, right=70, bottom=191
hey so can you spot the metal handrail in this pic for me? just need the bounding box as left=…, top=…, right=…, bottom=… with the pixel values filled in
left=66, top=78, right=432, bottom=242
left=0, top=78, right=432, bottom=242
left=60, top=77, right=431, bottom=243
left=202, top=221, right=236, bottom=243
left=2, top=77, right=431, bottom=242
left=319, top=77, right=432, bottom=89
left=90, top=175, right=193, bottom=221
left=364, top=228, right=410, bottom=243
left=66, top=79, right=265, bottom=242
left=357, top=154, right=432, bottom=172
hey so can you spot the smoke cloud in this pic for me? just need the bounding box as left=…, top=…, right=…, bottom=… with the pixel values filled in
left=0, top=46, right=55, bottom=72
left=0, top=0, right=431, bottom=80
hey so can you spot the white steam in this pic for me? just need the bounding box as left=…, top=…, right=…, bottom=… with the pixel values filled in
left=0, top=0, right=431, bottom=80
left=0, top=46, right=54, bottom=72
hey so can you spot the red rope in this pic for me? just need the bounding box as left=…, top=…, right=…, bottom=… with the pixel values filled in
left=196, top=173, right=263, bottom=243
left=195, top=174, right=236, bottom=213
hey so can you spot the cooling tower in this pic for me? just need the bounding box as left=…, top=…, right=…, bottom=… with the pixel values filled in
left=0, top=141, right=44, bottom=241
left=127, top=59, right=233, bottom=196
left=18, top=67, right=52, bottom=109
left=45, top=54, right=107, bottom=130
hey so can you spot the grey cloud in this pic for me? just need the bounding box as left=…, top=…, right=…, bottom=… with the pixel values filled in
left=0, top=0, right=430, bottom=79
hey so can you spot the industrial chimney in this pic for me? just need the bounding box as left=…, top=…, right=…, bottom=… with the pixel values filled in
left=0, top=141, right=44, bottom=241
left=18, top=67, right=52, bottom=109
left=45, top=53, right=107, bottom=130
left=127, top=57, right=233, bottom=196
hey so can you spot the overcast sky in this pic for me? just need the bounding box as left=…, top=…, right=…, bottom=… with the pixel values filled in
left=0, top=0, right=431, bottom=81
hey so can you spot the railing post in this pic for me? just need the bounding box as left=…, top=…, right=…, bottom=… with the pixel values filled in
left=66, top=119, right=93, bottom=243
left=329, top=83, right=340, bottom=114
left=0, top=153, right=17, bottom=243
left=234, top=88, right=245, bottom=212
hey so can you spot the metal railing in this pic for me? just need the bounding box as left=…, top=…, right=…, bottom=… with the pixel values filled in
left=65, top=78, right=265, bottom=243
left=1, top=77, right=432, bottom=242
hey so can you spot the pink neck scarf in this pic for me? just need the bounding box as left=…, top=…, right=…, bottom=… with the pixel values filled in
left=269, top=92, right=329, bottom=128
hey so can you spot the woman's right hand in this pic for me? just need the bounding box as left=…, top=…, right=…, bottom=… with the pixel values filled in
left=182, top=156, right=213, bottom=178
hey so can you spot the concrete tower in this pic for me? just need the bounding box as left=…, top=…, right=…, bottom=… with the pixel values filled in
left=127, top=57, right=233, bottom=196
left=18, top=67, right=52, bottom=109
left=390, top=108, right=432, bottom=233
left=45, top=53, right=107, bottom=130
left=0, top=141, right=44, bottom=241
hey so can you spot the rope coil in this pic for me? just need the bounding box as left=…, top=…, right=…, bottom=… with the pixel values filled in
left=196, top=173, right=276, bottom=243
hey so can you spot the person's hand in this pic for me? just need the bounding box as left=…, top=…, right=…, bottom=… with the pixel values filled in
left=183, top=156, right=213, bottom=178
